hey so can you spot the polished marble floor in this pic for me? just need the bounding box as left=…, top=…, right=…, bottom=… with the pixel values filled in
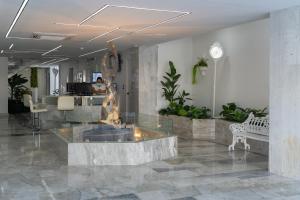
left=0, top=115, right=300, bottom=200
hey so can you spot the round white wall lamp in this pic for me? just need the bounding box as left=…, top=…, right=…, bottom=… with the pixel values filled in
left=209, top=42, right=224, bottom=60
left=209, top=42, right=224, bottom=118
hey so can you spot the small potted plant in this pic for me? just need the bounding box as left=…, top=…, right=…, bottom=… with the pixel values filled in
left=192, top=57, right=208, bottom=84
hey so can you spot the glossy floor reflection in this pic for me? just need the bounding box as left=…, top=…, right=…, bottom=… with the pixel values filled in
left=0, top=115, right=300, bottom=200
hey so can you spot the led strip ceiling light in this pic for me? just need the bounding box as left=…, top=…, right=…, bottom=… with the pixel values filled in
left=40, top=59, right=57, bottom=65
left=79, top=4, right=190, bottom=42
left=9, top=44, right=14, bottom=50
left=42, top=45, right=62, bottom=56
left=88, top=27, right=120, bottom=42
left=46, top=58, right=70, bottom=65
left=6, top=0, right=29, bottom=38
left=54, top=22, right=109, bottom=29
left=79, top=48, right=107, bottom=57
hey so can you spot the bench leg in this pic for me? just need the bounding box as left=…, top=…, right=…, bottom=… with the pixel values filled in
left=229, top=135, right=237, bottom=151
left=243, top=138, right=250, bottom=150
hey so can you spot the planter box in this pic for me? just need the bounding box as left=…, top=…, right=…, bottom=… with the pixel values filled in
left=159, top=115, right=268, bottom=156
left=215, top=119, right=269, bottom=156
left=159, top=115, right=215, bottom=140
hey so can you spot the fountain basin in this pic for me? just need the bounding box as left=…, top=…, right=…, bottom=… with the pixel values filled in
left=51, top=124, right=177, bottom=166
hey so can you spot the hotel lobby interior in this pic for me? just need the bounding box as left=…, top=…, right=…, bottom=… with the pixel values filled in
left=1, top=0, right=300, bottom=199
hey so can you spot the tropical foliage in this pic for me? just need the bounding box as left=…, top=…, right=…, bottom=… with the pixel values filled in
left=220, top=103, right=268, bottom=122
left=159, top=61, right=211, bottom=119
left=30, top=67, right=38, bottom=88
left=8, top=74, right=29, bottom=100
left=161, top=61, right=181, bottom=105
left=192, top=57, right=208, bottom=84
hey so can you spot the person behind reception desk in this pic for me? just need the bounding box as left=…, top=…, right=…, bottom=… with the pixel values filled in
left=92, top=77, right=107, bottom=95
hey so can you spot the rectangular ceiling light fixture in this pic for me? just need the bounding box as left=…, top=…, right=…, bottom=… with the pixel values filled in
left=42, top=45, right=63, bottom=56
left=79, top=4, right=190, bottom=42
left=0, top=50, right=3, bottom=54
left=46, top=58, right=70, bottom=65
left=79, top=48, right=107, bottom=57
left=6, top=0, right=29, bottom=38
left=9, top=44, right=14, bottom=50
left=88, top=27, right=120, bottom=42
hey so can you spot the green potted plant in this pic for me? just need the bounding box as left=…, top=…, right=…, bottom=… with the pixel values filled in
left=8, top=74, right=29, bottom=113
left=192, top=57, right=208, bottom=84
left=30, top=67, right=38, bottom=103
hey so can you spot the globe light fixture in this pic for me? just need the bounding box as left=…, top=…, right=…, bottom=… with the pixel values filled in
left=209, top=42, right=223, bottom=60
left=209, top=42, right=224, bottom=118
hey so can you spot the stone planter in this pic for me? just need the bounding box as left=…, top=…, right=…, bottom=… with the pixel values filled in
left=159, top=115, right=269, bottom=156
left=159, top=115, right=215, bottom=140
left=215, top=119, right=269, bottom=156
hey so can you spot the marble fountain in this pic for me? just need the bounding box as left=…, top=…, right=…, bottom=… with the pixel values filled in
left=50, top=114, right=177, bottom=166
left=48, top=42, right=176, bottom=166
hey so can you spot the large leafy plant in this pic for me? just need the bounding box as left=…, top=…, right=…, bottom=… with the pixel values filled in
left=159, top=61, right=210, bottom=119
left=8, top=74, right=29, bottom=100
left=161, top=61, right=181, bottom=105
left=192, top=57, right=208, bottom=84
left=220, top=103, right=267, bottom=123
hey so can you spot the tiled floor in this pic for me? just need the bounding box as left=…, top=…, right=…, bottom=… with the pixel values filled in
left=0, top=115, right=300, bottom=200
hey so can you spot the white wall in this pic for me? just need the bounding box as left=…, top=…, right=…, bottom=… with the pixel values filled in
left=0, top=57, right=8, bottom=114
left=139, top=18, right=270, bottom=115
left=157, top=38, right=194, bottom=109
left=192, top=19, right=269, bottom=114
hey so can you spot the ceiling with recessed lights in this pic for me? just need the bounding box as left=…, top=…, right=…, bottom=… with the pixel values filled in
left=1, top=0, right=300, bottom=64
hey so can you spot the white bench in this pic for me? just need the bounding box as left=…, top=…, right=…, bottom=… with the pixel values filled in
left=228, top=113, right=269, bottom=151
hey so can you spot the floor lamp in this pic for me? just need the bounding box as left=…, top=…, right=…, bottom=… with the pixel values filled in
left=209, top=42, right=224, bottom=118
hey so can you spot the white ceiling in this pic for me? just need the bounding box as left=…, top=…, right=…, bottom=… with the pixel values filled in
left=1, top=0, right=300, bottom=64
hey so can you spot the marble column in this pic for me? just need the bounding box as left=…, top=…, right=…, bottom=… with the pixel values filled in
left=270, top=6, right=300, bottom=179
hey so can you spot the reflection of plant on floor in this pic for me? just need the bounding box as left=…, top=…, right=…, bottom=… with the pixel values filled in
left=192, top=57, right=208, bottom=84
left=220, top=103, right=268, bottom=123
left=8, top=74, right=30, bottom=100
left=159, top=61, right=211, bottom=119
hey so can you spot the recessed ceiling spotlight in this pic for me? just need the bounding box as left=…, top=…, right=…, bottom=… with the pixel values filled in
left=9, top=44, right=14, bottom=50
left=42, top=45, right=63, bottom=56
left=88, top=27, right=120, bottom=42
left=79, top=48, right=107, bottom=57
left=5, top=0, right=29, bottom=38
left=46, top=58, right=70, bottom=65
left=0, top=50, right=3, bottom=54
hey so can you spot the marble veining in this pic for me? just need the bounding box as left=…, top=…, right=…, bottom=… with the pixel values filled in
left=0, top=114, right=300, bottom=199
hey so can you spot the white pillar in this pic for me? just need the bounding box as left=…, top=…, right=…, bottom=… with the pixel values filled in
left=0, top=57, right=8, bottom=114
left=270, top=6, right=300, bottom=179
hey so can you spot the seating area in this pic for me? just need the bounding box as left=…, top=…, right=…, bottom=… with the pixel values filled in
left=229, top=113, right=269, bottom=151
left=1, top=0, right=300, bottom=199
